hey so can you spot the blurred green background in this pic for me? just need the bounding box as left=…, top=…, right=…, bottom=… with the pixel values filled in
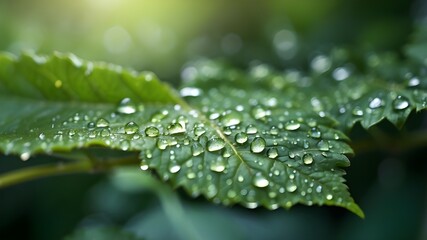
left=1, top=0, right=427, bottom=239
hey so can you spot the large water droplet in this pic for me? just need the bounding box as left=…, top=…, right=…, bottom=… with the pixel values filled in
left=96, top=118, right=109, bottom=128
left=117, top=98, right=136, bottom=114
left=235, top=132, right=248, bottom=144
left=303, top=153, right=314, bottom=165
left=369, top=97, right=383, bottom=109
left=168, top=123, right=186, bottom=135
left=250, top=137, right=266, bottom=153
left=169, top=162, right=181, bottom=173
left=408, top=77, right=420, bottom=87
left=124, top=122, right=139, bottom=134
left=207, top=138, right=226, bottom=152
left=253, top=173, right=269, bottom=188
left=393, top=95, right=410, bottom=110
left=285, top=121, right=300, bottom=131
left=221, top=111, right=242, bottom=127
left=145, top=126, right=159, bottom=137
left=317, top=140, right=329, bottom=151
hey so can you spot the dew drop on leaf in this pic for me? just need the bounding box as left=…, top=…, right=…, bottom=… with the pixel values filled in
left=326, top=194, right=333, bottom=200
left=145, top=126, right=159, bottom=137
left=210, top=157, right=226, bottom=173
left=369, top=97, right=383, bottom=109
left=117, top=98, right=136, bottom=114
left=221, top=111, right=242, bottom=127
left=157, top=139, right=168, bottom=150
left=250, top=137, right=266, bottom=153
left=393, top=95, right=410, bottom=110
left=87, top=121, right=96, bottom=129
left=253, top=173, right=269, bottom=188
left=267, top=148, right=279, bottom=159
left=317, top=140, right=329, bottom=151
left=309, top=127, right=321, bottom=138
left=124, top=122, right=139, bottom=135
left=100, top=128, right=110, bottom=137
left=96, top=118, right=109, bottom=128
left=169, top=162, right=181, bottom=173
left=38, top=133, right=45, bottom=140
left=235, top=132, right=248, bottom=144
left=303, top=153, right=314, bottom=165
left=286, top=182, right=297, bottom=192
left=285, top=121, right=301, bottom=130
left=207, top=138, right=226, bottom=152
left=191, top=142, right=204, bottom=156
left=140, top=159, right=149, bottom=171
left=168, top=123, right=186, bottom=135
left=352, top=107, right=364, bottom=116
left=193, top=125, right=206, bottom=137
left=246, top=124, right=258, bottom=134
left=20, top=152, right=31, bottom=161
left=251, top=106, right=268, bottom=119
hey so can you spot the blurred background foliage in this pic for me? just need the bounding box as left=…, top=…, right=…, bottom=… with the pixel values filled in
left=1, top=0, right=427, bottom=239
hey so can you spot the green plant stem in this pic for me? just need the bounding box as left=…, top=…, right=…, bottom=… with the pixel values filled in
left=0, top=156, right=139, bottom=188
left=351, top=129, right=427, bottom=154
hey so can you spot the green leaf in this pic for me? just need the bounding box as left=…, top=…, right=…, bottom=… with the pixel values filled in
left=0, top=52, right=363, bottom=217
left=65, top=226, right=144, bottom=240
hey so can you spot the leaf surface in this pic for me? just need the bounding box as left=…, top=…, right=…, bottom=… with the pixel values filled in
left=0, top=52, right=365, bottom=216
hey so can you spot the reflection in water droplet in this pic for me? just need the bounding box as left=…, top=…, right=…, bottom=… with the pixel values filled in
left=250, top=137, right=266, bottom=153
left=393, top=95, right=410, bottom=110
left=303, top=153, right=314, bottom=165
left=207, top=138, right=226, bottom=152
left=145, top=126, right=160, bottom=137
left=235, top=132, right=248, bottom=144
left=125, top=122, right=139, bottom=134
left=253, top=173, right=269, bottom=188
left=117, top=98, right=136, bottom=114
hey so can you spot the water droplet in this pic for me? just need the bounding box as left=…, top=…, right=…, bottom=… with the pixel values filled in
left=117, top=98, right=136, bottom=114
left=207, top=138, right=226, bottom=152
left=221, top=111, right=242, bottom=127
left=186, top=171, right=196, bottom=179
left=140, top=159, right=149, bottom=170
left=100, top=128, right=110, bottom=137
left=369, top=97, right=383, bottom=109
left=237, top=175, right=245, bottom=182
left=267, top=148, right=279, bottom=159
left=326, top=194, right=333, bottom=200
left=20, top=152, right=31, bottom=161
left=309, top=127, right=321, bottom=138
left=151, top=111, right=168, bottom=123
left=120, top=140, right=130, bottom=151
left=235, top=132, right=248, bottom=144
left=332, top=67, right=350, bottom=81
left=252, top=107, right=268, bottom=119
left=393, top=95, right=410, bottom=110
left=316, top=185, right=322, bottom=193
left=311, top=55, right=331, bottom=73
left=168, top=123, right=186, bottom=135
left=193, top=126, right=206, bottom=137
left=285, top=121, right=301, bottom=131
left=169, top=163, right=181, bottom=173
left=157, top=139, right=168, bottom=150
left=303, top=153, right=314, bottom=165
left=246, top=125, right=258, bottom=134
left=180, top=87, right=202, bottom=97
left=286, top=182, right=297, bottom=192
left=352, top=107, right=364, bottom=116
left=227, top=190, right=237, bottom=198
left=317, top=140, right=329, bottom=151
left=253, top=173, right=269, bottom=188
left=210, top=157, right=226, bottom=172
left=87, top=121, right=96, bottom=129
left=250, top=137, right=266, bottom=153
left=96, top=118, right=109, bottom=128
left=145, top=126, right=159, bottom=137
left=38, top=133, right=46, bottom=140
left=408, top=77, right=420, bottom=87
left=124, top=122, right=139, bottom=134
